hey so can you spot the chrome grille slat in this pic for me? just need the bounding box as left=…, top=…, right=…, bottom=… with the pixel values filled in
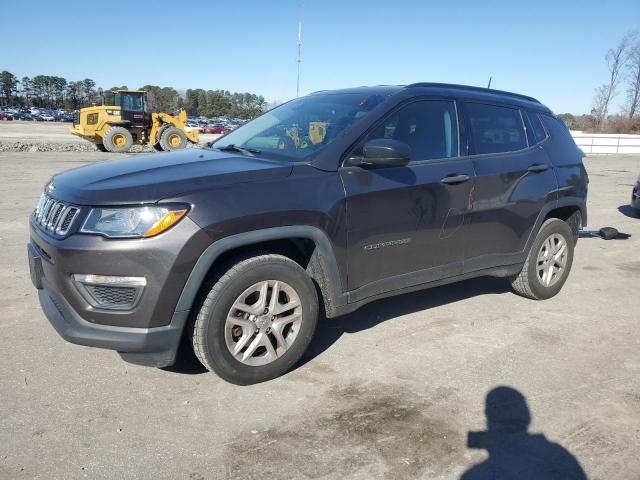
left=57, top=207, right=79, bottom=235
left=48, top=203, right=64, bottom=230
left=32, top=194, right=80, bottom=236
left=43, top=200, right=54, bottom=223
left=45, top=201, right=58, bottom=227
left=54, top=205, right=71, bottom=231
left=39, top=198, right=52, bottom=222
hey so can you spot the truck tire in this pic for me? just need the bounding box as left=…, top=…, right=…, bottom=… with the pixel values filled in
left=510, top=218, right=574, bottom=300
left=191, top=254, right=319, bottom=385
left=160, top=126, right=188, bottom=151
left=153, top=125, right=170, bottom=151
left=102, top=126, right=133, bottom=153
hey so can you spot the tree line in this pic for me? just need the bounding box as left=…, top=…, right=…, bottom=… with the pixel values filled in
left=561, top=30, right=640, bottom=134
left=0, top=71, right=267, bottom=119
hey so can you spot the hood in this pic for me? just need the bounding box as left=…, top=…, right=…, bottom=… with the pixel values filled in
left=49, top=148, right=293, bottom=205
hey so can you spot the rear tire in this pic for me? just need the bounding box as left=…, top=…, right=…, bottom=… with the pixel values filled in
left=510, top=218, right=574, bottom=300
left=160, top=126, right=188, bottom=151
left=102, top=126, right=133, bottom=153
left=191, top=254, right=318, bottom=385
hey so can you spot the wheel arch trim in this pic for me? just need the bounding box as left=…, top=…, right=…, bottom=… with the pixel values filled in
left=172, top=226, right=345, bottom=316
left=525, top=197, right=586, bottom=254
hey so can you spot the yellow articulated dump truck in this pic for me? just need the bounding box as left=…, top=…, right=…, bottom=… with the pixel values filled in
left=70, top=90, right=199, bottom=153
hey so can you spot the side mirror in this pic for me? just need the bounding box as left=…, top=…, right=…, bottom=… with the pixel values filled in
left=349, top=138, right=411, bottom=167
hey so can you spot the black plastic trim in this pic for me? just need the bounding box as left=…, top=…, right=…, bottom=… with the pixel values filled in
left=38, top=277, right=184, bottom=366
left=172, top=226, right=346, bottom=315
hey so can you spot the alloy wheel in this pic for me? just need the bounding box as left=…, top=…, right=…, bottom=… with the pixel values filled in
left=224, top=280, right=302, bottom=366
left=536, top=233, right=568, bottom=287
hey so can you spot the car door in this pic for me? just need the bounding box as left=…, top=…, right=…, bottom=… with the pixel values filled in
left=339, top=99, right=475, bottom=300
left=461, top=102, right=558, bottom=272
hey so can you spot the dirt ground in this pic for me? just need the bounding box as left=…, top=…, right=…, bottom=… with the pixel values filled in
left=0, top=150, right=639, bottom=479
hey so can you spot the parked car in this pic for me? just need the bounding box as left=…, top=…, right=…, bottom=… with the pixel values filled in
left=12, top=112, right=32, bottom=121
left=0, top=112, right=12, bottom=121
left=28, top=83, right=588, bottom=385
left=632, top=175, right=640, bottom=212
left=184, top=123, right=203, bottom=133
left=203, top=124, right=231, bottom=134
left=40, top=112, right=55, bottom=121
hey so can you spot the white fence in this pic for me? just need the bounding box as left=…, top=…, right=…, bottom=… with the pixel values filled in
left=570, top=131, right=640, bottom=154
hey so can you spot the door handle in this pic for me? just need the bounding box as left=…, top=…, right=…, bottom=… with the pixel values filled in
left=440, top=174, right=470, bottom=185
left=528, top=163, right=549, bottom=172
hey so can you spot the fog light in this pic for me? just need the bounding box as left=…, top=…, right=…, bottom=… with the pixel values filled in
left=73, top=274, right=146, bottom=310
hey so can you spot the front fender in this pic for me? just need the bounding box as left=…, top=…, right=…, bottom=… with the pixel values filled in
left=172, top=225, right=346, bottom=317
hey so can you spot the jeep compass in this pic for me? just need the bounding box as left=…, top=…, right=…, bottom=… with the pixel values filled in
left=28, top=83, right=588, bottom=384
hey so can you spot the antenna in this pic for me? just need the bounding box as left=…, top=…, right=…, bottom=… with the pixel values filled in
left=296, top=4, right=303, bottom=97
left=487, top=76, right=492, bottom=89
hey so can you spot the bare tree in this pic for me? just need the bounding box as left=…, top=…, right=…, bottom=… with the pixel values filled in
left=592, top=33, right=633, bottom=129
left=625, top=40, right=640, bottom=119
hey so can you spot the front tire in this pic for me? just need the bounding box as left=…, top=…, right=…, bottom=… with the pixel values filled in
left=159, top=126, right=188, bottom=151
left=102, top=126, right=133, bottom=153
left=511, top=218, right=575, bottom=300
left=191, top=254, right=318, bottom=385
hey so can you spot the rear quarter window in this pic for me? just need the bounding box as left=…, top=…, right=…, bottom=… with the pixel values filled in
left=526, top=111, right=548, bottom=144
left=541, top=114, right=575, bottom=146
left=465, top=103, right=526, bottom=155
left=540, top=114, right=582, bottom=164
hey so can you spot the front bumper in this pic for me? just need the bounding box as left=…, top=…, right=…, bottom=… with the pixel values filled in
left=36, top=273, right=187, bottom=367
left=29, top=215, right=211, bottom=367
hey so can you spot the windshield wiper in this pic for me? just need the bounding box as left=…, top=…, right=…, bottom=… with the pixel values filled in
left=215, top=144, right=261, bottom=156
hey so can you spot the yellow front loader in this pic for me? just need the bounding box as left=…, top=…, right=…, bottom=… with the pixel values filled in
left=70, top=90, right=199, bottom=153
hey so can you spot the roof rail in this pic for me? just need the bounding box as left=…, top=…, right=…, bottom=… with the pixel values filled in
left=405, top=82, right=541, bottom=104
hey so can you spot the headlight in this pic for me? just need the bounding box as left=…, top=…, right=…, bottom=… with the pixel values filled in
left=80, top=205, right=188, bottom=238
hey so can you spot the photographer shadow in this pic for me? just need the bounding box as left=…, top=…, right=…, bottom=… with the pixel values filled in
left=462, top=386, right=587, bottom=480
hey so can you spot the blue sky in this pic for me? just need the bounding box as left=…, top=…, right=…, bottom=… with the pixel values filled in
left=3, top=0, right=639, bottom=113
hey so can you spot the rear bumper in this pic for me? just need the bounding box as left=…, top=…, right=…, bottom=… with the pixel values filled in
left=69, top=124, right=92, bottom=140
left=632, top=183, right=640, bottom=210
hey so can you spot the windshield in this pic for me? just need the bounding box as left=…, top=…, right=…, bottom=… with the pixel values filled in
left=210, top=92, right=390, bottom=161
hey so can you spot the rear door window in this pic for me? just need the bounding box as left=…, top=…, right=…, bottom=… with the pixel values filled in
left=465, top=103, right=526, bottom=155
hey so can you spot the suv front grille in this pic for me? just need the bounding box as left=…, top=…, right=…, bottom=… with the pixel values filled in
left=33, top=194, right=80, bottom=236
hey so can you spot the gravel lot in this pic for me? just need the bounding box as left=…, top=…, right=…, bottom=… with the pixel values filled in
left=0, top=121, right=220, bottom=151
left=0, top=150, right=639, bottom=479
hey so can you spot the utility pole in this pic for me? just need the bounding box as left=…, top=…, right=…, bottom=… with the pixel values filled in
left=296, top=6, right=302, bottom=97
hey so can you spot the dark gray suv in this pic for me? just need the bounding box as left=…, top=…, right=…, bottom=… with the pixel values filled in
left=28, top=83, right=588, bottom=384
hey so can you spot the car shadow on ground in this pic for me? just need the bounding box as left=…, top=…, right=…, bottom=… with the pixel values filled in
left=164, top=276, right=511, bottom=376
left=618, top=204, right=640, bottom=219
left=299, top=276, right=509, bottom=368
left=461, top=386, right=588, bottom=479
